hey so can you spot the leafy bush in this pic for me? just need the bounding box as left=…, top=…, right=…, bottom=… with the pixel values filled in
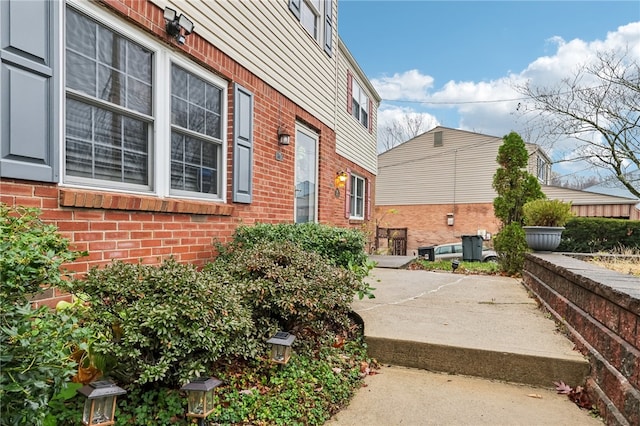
left=0, top=204, right=87, bottom=425
left=67, top=259, right=256, bottom=387
left=207, top=240, right=367, bottom=349
left=523, top=199, right=573, bottom=227
left=219, top=222, right=369, bottom=275
left=558, top=217, right=640, bottom=252
left=493, top=223, right=528, bottom=275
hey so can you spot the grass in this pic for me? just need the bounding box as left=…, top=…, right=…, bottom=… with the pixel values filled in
left=587, top=247, right=640, bottom=277
left=408, top=259, right=501, bottom=274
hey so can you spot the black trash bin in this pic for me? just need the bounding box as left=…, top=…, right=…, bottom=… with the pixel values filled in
left=418, top=246, right=435, bottom=261
left=461, top=235, right=483, bottom=262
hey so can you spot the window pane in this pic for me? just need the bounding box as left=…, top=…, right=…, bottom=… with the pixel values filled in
left=205, top=111, right=221, bottom=138
left=66, top=99, right=92, bottom=140
left=128, top=77, right=152, bottom=115
left=188, top=104, right=205, bottom=134
left=205, top=85, right=221, bottom=113
left=123, top=117, right=148, bottom=153
left=189, top=75, right=206, bottom=108
left=171, top=66, right=188, bottom=98
left=98, top=64, right=125, bottom=106
left=66, top=51, right=97, bottom=96
left=172, top=97, right=188, bottom=128
left=66, top=8, right=96, bottom=57
left=300, top=4, right=318, bottom=38
left=127, top=42, right=152, bottom=82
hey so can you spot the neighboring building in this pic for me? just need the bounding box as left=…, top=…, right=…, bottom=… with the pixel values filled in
left=375, top=126, right=637, bottom=254
left=0, top=0, right=380, bottom=306
left=542, top=185, right=639, bottom=220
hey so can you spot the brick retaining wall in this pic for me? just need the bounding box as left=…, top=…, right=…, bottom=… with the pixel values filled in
left=522, top=253, right=639, bottom=426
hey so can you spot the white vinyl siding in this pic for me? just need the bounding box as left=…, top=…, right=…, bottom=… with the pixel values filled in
left=155, top=0, right=337, bottom=130
left=376, top=128, right=502, bottom=205
left=336, top=41, right=378, bottom=174
left=376, top=127, right=554, bottom=206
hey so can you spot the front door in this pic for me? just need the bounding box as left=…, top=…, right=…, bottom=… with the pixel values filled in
left=294, top=125, right=318, bottom=223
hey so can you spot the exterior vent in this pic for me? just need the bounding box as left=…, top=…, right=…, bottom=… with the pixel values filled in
left=434, top=131, right=443, bottom=147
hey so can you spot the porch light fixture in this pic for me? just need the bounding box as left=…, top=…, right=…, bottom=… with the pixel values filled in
left=335, top=171, right=348, bottom=189
left=77, top=380, right=127, bottom=426
left=164, top=7, right=194, bottom=45
left=267, top=331, right=296, bottom=365
left=278, top=127, right=290, bottom=146
left=181, top=377, right=222, bottom=423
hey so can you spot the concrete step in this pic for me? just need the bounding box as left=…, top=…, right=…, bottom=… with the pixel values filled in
left=365, top=337, right=589, bottom=388
left=354, top=267, right=590, bottom=388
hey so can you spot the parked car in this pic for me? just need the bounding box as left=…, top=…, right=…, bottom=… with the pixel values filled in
left=433, top=242, right=498, bottom=263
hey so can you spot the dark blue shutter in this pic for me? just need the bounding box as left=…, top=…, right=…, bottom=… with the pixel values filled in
left=233, top=84, right=254, bottom=203
left=289, top=0, right=301, bottom=19
left=323, top=0, right=333, bottom=56
left=0, top=0, right=59, bottom=182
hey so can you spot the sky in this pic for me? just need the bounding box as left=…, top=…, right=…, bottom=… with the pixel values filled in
left=338, top=0, right=640, bottom=184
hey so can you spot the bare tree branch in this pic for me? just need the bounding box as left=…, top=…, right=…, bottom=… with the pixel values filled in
left=515, top=48, right=640, bottom=198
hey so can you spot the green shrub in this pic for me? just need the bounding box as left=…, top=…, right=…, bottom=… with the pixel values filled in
left=0, top=204, right=88, bottom=425
left=207, top=240, right=367, bottom=350
left=493, top=223, right=528, bottom=275
left=523, top=199, right=573, bottom=227
left=219, top=222, right=369, bottom=274
left=558, top=217, right=640, bottom=252
left=68, top=259, right=256, bottom=387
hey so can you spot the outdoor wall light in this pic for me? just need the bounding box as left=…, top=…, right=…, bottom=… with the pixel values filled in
left=278, top=127, right=291, bottom=146
left=181, top=377, right=222, bottom=424
left=164, top=7, right=194, bottom=45
left=77, top=380, right=127, bottom=426
left=267, top=331, right=296, bottom=365
left=335, top=171, right=348, bottom=189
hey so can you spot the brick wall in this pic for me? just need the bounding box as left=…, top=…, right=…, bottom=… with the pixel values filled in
left=374, top=203, right=500, bottom=254
left=0, top=0, right=374, bottom=308
left=523, top=254, right=639, bottom=426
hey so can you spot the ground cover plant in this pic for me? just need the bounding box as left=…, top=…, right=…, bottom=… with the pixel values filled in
left=16, top=217, right=376, bottom=425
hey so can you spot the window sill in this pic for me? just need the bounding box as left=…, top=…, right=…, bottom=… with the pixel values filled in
left=349, top=218, right=365, bottom=225
left=59, top=188, right=234, bottom=216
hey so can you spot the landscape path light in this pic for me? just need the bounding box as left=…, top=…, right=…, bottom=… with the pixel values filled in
left=181, top=376, right=222, bottom=425
left=77, top=380, right=126, bottom=426
left=267, top=331, right=296, bottom=365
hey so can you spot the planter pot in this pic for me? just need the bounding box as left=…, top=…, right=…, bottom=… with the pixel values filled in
left=523, top=226, right=565, bottom=252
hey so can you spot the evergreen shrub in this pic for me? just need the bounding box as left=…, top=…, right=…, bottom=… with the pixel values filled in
left=558, top=217, right=640, bottom=252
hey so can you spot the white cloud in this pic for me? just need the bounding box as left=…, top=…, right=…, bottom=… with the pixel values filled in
left=374, top=22, right=640, bottom=179
left=371, top=69, right=434, bottom=101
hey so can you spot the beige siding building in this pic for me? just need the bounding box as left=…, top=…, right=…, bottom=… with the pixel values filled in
left=375, top=127, right=637, bottom=254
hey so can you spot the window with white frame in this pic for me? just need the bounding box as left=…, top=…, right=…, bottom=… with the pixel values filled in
left=351, top=80, right=369, bottom=129
left=537, top=156, right=547, bottom=183
left=64, top=5, right=226, bottom=199
left=349, top=174, right=365, bottom=219
left=300, top=0, right=321, bottom=39
left=289, top=0, right=333, bottom=56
